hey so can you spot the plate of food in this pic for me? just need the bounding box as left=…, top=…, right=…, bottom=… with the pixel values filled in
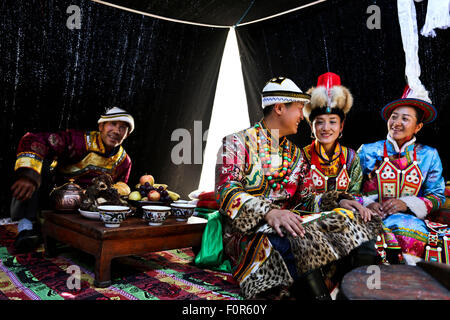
left=78, top=208, right=101, bottom=220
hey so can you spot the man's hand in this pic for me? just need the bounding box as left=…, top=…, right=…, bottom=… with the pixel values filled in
left=265, top=209, right=305, bottom=238
left=339, top=199, right=374, bottom=223
left=11, top=178, right=36, bottom=202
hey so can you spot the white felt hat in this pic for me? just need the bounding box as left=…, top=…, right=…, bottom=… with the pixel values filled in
left=98, top=107, right=135, bottom=134
left=261, top=77, right=310, bottom=108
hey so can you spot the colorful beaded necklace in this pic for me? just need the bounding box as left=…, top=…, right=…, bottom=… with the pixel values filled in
left=254, top=123, right=293, bottom=190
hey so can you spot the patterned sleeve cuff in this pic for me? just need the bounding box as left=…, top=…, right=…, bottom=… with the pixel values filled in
left=14, top=152, right=43, bottom=175
left=230, top=197, right=273, bottom=234
left=221, top=189, right=256, bottom=220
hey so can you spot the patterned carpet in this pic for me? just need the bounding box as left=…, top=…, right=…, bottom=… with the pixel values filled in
left=0, top=224, right=242, bottom=300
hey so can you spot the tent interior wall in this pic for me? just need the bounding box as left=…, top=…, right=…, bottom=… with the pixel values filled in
left=1, top=0, right=448, bottom=218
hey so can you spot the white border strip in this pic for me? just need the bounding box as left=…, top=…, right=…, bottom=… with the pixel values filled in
left=91, top=0, right=327, bottom=28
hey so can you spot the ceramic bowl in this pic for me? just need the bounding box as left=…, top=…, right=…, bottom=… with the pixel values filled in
left=170, top=203, right=196, bottom=222
left=97, top=205, right=130, bottom=228
left=78, top=208, right=100, bottom=220
left=142, top=205, right=171, bottom=226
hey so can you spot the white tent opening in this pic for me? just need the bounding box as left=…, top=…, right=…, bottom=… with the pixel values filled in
left=198, top=28, right=250, bottom=192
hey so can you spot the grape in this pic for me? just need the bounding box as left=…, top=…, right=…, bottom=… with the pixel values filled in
left=158, top=186, right=164, bottom=191
left=140, top=191, right=146, bottom=197
left=144, top=182, right=150, bottom=187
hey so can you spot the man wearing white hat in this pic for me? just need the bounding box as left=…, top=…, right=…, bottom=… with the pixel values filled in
left=10, top=107, right=134, bottom=252
left=214, top=77, right=381, bottom=300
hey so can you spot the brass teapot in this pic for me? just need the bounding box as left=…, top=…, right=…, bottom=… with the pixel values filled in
left=49, top=179, right=84, bottom=211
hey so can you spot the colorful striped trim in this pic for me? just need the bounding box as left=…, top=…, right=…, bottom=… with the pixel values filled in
left=262, top=91, right=311, bottom=100
left=423, top=194, right=443, bottom=212
left=234, top=233, right=268, bottom=283
left=383, top=226, right=428, bottom=243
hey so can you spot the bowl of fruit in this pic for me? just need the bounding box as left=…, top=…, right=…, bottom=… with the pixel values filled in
left=127, top=174, right=181, bottom=215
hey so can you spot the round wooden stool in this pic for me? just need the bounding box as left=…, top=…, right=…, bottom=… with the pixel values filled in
left=340, top=264, right=450, bottom=300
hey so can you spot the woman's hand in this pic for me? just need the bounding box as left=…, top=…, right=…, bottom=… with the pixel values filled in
left=367, top=202, right=384, bottom=218
left=382, top=199, right=407, bottom=216
left=265, top=209, right=305, bottom=238
left=339, top=199, right=374, bottom=223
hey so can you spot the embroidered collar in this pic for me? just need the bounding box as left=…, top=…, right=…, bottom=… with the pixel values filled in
left=386, top=134, right=416, bottom=154
left=314, top=140, right=342, bottom=164
left=87, top=131, right=121, bottom=157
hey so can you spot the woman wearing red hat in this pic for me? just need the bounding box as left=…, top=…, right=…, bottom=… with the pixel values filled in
left=358, top=86, right=446, bottom=265
left=301, top=72, right=379, bottom=292
left=303, top=73, right=372, bottom=219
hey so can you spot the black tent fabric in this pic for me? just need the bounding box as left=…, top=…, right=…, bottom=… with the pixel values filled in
left=0, top=0, right=227, bottom=217
left=236, top=0, right=450, bottom=179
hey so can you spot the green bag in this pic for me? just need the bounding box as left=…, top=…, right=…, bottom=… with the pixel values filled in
left=194, top=209, right=231, bottom=273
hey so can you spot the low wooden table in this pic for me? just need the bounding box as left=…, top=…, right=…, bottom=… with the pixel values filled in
left=41, top=210, right=207, bottom=288
left=340, top=264, right=450, bottom=300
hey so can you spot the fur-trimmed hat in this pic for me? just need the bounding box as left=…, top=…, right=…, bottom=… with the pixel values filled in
left=303, top=72, right=353, bottom=123
left=261, top=76, right=310, bottom=108
left=98, top=107, right=135, bottom=134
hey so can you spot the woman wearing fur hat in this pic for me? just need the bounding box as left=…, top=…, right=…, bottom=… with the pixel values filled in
left=301, top=72, right=379, bottom=292
left=303, top=73, right=373, bottom=220
left=358, top=86, right=446, bottom=265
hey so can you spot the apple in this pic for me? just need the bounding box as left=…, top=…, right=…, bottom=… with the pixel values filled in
left=139, top=174, right=154, bottom=186
left=148, top=190, right=160, bottom=201
left=128, top=191, right=142, bottom=201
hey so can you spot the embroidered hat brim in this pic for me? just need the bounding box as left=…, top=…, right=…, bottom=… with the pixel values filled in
left=261, top=77, right=310, bottom=108
left=381, top=98, right=437, bottom=124
left=262, top=91, right=311, bottom=107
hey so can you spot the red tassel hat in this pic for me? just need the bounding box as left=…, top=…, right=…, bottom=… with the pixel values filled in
left=303, top=72, right=353, bottom=123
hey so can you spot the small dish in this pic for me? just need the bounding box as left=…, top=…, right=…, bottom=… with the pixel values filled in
left=78, top=209, right=101, bottom=220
